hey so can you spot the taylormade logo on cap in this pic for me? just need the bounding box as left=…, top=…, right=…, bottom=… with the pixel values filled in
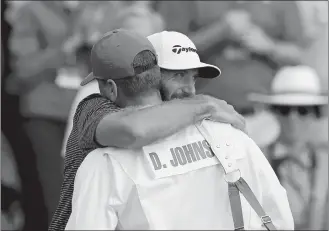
left=147, top=31, right=221, bottom=78
left=172, top=45, right=197, bottom=54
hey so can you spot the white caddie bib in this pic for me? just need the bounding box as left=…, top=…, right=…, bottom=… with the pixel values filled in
left=142, top=125, right=221, bottom=179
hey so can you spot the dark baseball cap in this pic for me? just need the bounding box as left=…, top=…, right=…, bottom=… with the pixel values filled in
left=81, top=29, right=158, bottom=86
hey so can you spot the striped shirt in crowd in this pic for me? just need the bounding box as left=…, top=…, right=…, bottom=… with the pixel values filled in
left=49, top=94, right=120, bottom=231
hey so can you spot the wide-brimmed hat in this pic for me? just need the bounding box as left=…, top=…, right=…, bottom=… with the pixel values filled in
left=248, top=66, right=328, bottom=106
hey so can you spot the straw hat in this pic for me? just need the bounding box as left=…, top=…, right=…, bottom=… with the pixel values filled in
left=247, top=66, right=328, bottom=147
left=248, top=65, right=328, bottom=105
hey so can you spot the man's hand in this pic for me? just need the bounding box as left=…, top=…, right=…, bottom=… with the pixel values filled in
left=224, top=9, right=252, bottom=40
left=241, top=26, right=275, bottom=55
left=197, top=95, right=247, bottom=133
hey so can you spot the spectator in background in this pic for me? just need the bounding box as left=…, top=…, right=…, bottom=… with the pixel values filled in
left=297, top=4, right=329, bottom=223
left=1, top=132, right=25, bottom=231
left=297, top=1, right=328, bottom=153
left=8, top=1, right=82, bottom=223
left=4, top=1, right=30, bottom=26
left=2, top=39, right=24, bottom=230
left=157, top=1, right=308, bottom=146
left=115, top=1, right=165, bottom=37
left=249, top=66, right=328, bottom=230
left=61, top=1, right=166, bottom=158
left=69, top=1, right=164, bottom=72
left=297, top=1, right=328, bottom=92
left=2, top=1, right=48, bottom=230
left=74, top=1, right=163, bottom=47
left=72, top=1, right=123, bottom=48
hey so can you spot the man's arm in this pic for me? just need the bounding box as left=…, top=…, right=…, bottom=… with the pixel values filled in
left=65, top=150, right=118, bottom=230
left=95, top=95, right=245, bottom=149
left=75, top=94, right=244, bottom=151
left=241, top=2, right=308, bottom=66
left=243, top=134, right=294, bottom=230
left=156, top=1, right=230, bottom=54
left=188, top=18, right=230, bottom=54
left=270, top=1, right=309, bottom=65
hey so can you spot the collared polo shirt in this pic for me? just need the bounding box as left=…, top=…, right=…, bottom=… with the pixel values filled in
left=49, top=93, right=120, bottom=231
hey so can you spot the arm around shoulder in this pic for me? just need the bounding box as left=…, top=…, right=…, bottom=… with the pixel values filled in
left=96, top=96, right=215, bottom=149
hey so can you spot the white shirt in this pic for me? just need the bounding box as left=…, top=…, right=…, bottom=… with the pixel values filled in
left=66, top=120, right=294, bottom=230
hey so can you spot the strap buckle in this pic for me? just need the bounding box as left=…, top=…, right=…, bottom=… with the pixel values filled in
left=224, top=169, right=241, bottom=183
left=261, top=215, right=272, bottom=225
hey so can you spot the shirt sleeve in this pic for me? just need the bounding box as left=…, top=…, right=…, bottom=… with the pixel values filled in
left=73, top=94, right=121, bottom=150
left=244, top=135, right=295, bottom=230
left=65, top=150, right=118, bottom=230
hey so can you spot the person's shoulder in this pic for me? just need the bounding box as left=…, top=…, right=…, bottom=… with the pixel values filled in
left=78, top=93, right=106, bottom=104
left=76, top=93, right=118, bottom=111
left=71, top=93, right=116, bottom=128
left=203, top=120, right=245, bottom=135
left=202, top=120, right=252, bottom=145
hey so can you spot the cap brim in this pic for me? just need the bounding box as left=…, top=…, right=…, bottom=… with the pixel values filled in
left=160, top=62, right=221, bottom=79
left=197, top=62, right=221, bottom=79
left=248, top=93, right=328, bottom=106
left=80, top=72, right=96, bottom=86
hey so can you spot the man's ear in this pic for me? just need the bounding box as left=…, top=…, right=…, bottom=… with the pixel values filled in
left=99, top=79, right=117, bottom=101
left=105, top=79, right=118, bottom=102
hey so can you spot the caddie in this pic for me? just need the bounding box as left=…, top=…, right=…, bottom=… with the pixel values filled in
left=66, top=30, right=294, bottom=230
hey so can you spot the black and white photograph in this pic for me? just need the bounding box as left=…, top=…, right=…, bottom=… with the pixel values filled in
left=1, top=1, right=328, bottom=230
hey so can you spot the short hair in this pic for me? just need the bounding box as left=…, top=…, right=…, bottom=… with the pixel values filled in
left=159, top=68, right=173, bottom=76
left=113, top=50, right=161, bottom=97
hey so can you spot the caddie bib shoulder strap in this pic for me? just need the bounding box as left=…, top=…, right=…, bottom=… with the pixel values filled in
left=228, top=183, right=244, bottom=230
left=195, top=123, right=276, bottom=230
left=194, top=122, right=276, bottom=230
left=228, top=176, right=276, bottom=230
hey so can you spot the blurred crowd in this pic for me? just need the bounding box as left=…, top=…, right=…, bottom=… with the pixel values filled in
left=1, top=1, right=328, bottom=230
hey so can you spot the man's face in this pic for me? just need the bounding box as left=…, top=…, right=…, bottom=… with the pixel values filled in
left=270, top=105, right=321, bottom=144
left=160, top=69, right=198, bottom=101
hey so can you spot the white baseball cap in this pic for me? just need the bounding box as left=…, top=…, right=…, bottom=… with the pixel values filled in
left=248, top=65, right=328, bottom=105
left=147, top=31, right=221, bottom=78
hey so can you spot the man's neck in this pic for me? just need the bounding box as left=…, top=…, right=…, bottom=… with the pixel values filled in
left=120, top=91, right=162, bottom=108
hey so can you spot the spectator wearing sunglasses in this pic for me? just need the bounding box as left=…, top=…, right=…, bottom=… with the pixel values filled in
left=248, top=65, right=328, bottom=229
